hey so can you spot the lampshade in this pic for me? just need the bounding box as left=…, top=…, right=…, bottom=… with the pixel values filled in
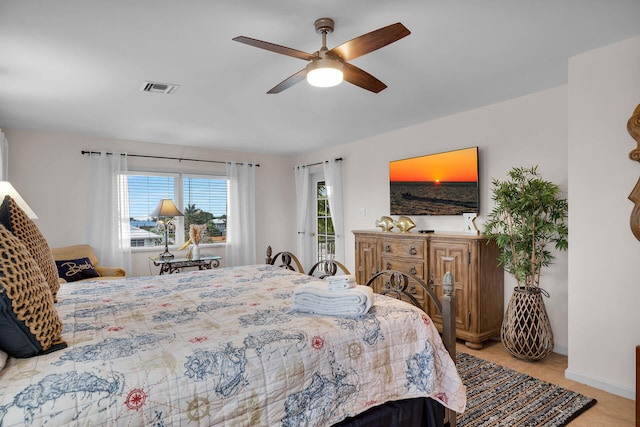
left=306, top=58, right=344, bottom=88
left=151, top=198, right=184, bottom=217
left=0, top=181, right=38, bottom=219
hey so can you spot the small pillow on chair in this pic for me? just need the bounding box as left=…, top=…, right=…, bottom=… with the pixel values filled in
left=55, top=257, right=100, bottom=282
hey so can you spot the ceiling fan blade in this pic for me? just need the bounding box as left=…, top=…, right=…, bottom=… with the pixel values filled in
left=328, top=22, right=410, bottom=62
left=267, top=69, right=307, bottom=94
left=233, top=36, right=317, bottom=61
left=342, top=62, right=387, bottom=93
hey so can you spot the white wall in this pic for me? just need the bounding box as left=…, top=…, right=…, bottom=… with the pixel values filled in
left=296, top=85, right=570, bottom=355
left=566, top=35, right=640, bottom=399
left=5, top=129, right=297, bottom=277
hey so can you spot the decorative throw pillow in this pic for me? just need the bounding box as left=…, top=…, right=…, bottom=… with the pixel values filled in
left=0, top=223, right=66, bottom=358
left=55, top=257, right=100, bottom=282
left=0, top=195, right=60, bottom=301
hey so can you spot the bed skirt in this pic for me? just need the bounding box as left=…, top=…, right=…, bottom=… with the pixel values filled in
left=333, top=397, right=445, bottom=427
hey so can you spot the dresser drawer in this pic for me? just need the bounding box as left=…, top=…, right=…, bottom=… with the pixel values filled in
left=380, top=257, right=425, bottom=278
left=380, top=239, right=425, bottom=259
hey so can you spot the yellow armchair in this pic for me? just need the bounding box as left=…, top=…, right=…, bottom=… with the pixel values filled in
left=52, top=244, right=126, bottom=283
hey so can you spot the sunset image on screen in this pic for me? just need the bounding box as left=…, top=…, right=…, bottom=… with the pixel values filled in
left=389, top=147, right=478, bottom=183
left=389, top=147, right=479, bottom=216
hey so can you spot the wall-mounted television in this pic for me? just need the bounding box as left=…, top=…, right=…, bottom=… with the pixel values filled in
left=389, top=146, right=479, bottom=216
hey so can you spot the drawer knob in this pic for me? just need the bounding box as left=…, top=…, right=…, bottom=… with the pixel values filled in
left=409, top=246, right=417, bottom=255
left=409, top=265, right=417, bottom=275
left=384, top=244, right=391, bottom=252
left=386, top=262, right=391, bottom=270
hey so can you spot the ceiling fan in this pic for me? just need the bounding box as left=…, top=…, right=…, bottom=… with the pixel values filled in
left=232, top=18, right=410, bottom=94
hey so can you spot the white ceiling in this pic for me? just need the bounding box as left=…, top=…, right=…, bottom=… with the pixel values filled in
left=1, top=1, right=639, bottom=155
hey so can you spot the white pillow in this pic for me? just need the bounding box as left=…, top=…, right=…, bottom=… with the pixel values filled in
left=0, top=349, right=7, bottom=370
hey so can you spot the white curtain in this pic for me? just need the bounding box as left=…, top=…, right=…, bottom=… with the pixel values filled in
left=226, top=162, right=256, bottom=266
left=323, top=159, right=345, bottom=262
left=84, top=152, right=131, bottom=273
left=0, top=129, right=8, bottom=180
left=294, top=165, right=311, bottom=268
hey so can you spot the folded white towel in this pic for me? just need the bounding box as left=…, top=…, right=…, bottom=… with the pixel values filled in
left=293, top=281, right=374, bottom=317
left=327, top=281, right=355, bottom=291
left=325, top=274, right=356, bottom=283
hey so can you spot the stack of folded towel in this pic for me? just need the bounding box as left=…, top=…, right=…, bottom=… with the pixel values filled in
left=292, top=275, right=374, bottom=317
left=326, top=274, right=357, bottom=290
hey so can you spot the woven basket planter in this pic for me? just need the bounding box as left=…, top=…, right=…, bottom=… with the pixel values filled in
left=501, top=287, right=554, bottom=361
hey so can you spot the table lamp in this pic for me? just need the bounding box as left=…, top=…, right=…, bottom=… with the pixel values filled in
left=0, top=181, right=38, bottom=219
left=151, top=198, right=184, bottom=258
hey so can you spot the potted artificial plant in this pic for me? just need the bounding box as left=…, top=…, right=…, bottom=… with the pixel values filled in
left=483, top=166, right=568, bottom=361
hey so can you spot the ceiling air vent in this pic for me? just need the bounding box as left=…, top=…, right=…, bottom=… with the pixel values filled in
left=140, top=81, right=179, bottom=94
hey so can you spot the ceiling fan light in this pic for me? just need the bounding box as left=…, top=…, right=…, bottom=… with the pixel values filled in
left=306, top=59, right=344, bottom=88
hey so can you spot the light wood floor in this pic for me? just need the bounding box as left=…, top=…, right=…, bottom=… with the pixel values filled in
left=460, top=340, right=635, bottom=426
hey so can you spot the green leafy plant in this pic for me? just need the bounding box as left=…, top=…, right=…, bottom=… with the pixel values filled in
left=484, top=166, right=568, bottom=290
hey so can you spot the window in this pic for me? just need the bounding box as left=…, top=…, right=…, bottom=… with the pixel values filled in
left=183, top=176, right=227, bottom=243
left=131, top=239, right=145, bottom=247
left=126, top=172, right=227, bottom=248
left=316, top=181, right=335, bottom=261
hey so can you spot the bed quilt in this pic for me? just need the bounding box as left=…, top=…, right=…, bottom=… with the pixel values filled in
left=0, top=264, right=465, bottom=426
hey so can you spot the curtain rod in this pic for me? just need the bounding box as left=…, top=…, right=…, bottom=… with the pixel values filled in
left=296, top=157, right=343, bottom=169
left=81, top=150, right=260, bottom=167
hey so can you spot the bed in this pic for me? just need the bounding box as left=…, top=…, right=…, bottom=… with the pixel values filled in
left=0, top=263, right=465, bottom=426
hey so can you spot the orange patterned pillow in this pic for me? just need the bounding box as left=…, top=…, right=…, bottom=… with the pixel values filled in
left=0, top=223, right=66, bottom=357
left=0, top=195, right=60, bottom=301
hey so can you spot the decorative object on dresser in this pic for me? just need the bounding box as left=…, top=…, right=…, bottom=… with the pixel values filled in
left=627, top=103, right=640, bottom=241
left=374, top=215, right=394, bottom=232
left=353, top=229, right=504, bottom=349
left=393, top=215, right=416, bottom=233
left=483, top=166, right=568, bottom=361
left=462, top=212, right=479, bottom=235
left=150, top=198, right=184, bottom=259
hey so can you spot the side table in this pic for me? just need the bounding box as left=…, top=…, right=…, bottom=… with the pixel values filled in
left=150, top=255, right=222, bottom=275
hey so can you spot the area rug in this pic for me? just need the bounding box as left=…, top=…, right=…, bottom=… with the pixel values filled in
left=456, top=352, right=597, bottom=426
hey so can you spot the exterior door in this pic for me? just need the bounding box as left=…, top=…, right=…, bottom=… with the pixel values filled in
left=313, top=178, right=335, bottom=262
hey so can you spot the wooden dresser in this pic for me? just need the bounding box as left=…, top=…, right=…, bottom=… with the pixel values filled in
left=353, top=230, right=504, bottom=349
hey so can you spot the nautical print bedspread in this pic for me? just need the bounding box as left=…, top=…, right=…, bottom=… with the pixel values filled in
left=0, top=264, right=465, bottom=426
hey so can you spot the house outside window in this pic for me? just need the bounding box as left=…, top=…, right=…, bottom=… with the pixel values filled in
left=183, top=176, right=227, bottom=243
left=126, top=172, right=227, bottom=249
